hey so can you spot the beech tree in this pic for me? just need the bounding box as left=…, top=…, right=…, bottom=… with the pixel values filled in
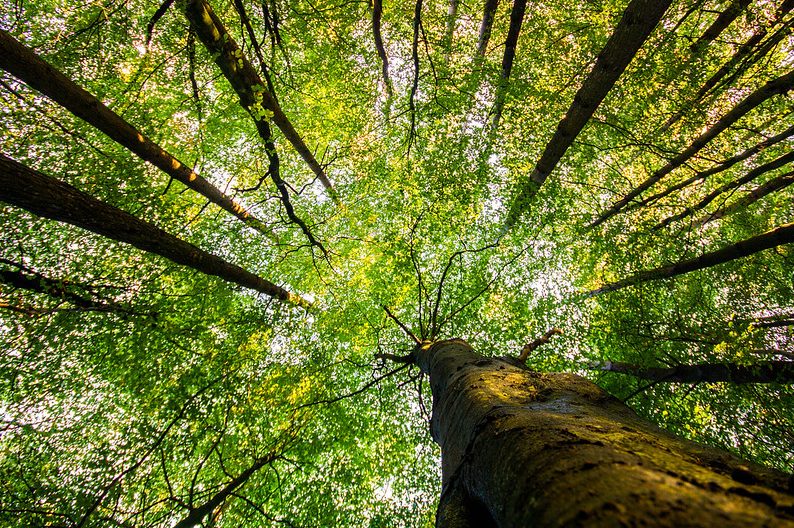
left=1, top=0, right=793, bottom=526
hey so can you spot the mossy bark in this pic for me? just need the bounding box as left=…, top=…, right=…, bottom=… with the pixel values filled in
left=415, top=339, right=794, bottom=527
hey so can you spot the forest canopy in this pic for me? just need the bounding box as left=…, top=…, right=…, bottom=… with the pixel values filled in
left=0, top=0, right=793, bottom=526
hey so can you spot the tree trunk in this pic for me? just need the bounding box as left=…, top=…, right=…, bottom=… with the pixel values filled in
left=475, top=0, right=500, bottom=57
left=654, top=150, right=794, bottom=230
left=588, top=222, right=794, bottom=296
left=591, top=69, right=794, bottom=229
left=698, top=170, right=794, bottom=226
left=594, top=359, right=794, bottom=384
left=414, top=339, right=794, bottom=527
left=372, top=0, right=393, bottom=96
left=504, top=0, right=671, bottom=230
left=637, top=123, right=794, bottom=208
left=0, top=29, right=275, bottom=238
left=689, top=0, right=751, bottom=52
left=0, top=154, right=309, bottom=308
left=183, top=0, right=339, bottom=203
left=489, top=0, right=526, bottom=134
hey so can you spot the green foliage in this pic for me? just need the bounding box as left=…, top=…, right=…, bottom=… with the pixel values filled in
left=1, top=0, right=792, bottom=525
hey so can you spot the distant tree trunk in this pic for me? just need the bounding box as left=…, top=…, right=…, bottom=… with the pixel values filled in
left=654, top=150, right=794, bottom=230
left=0, top=154, right=309, bottom=308
left=594, top=359, right=794, bottom=384
left=588, top=222, right=794, bottom=296
left=503, top=0, right=671, bottom=230
left=698, top=170, right=794, bottom=226
left=689, top=0, right=751, bottom=52
left=372, top=0, right=393, bottom=96
left=475, top=0, right=500, bottom=57
left=414, top=339, right=794, bottom=527
left=637, top=123, right=794, bottom=208
left=183, top=0, right=339, bottom=203
left=591, top=69, right=794, bottom=229
left=489, top=0, right=526, bottom=134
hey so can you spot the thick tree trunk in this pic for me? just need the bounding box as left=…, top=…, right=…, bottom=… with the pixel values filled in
left=415, top=339, right=794, bottom=527
left=591, top=70, right=794, bottom=229
left=587, top=222, right=794, bottom=296
left=0, top=154, right=309, bottom=308
left=503, top=0, right=671, bottom=230
left=594, top=359, right=794, bottom=384
left=0, top=29, right=274, bottom=237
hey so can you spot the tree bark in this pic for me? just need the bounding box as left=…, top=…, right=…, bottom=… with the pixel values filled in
left=415, top=339, right=794, bottom=527
left=591, top=69, right=794, bottom=229
left=503, top=0, right=671, bottom=231
left=182, top=0, right=339, bottom=203
left=0, top=154, right=310, bottom=308
left=594, top=359, right=794, bottom=384
left=0, top=29, right=275, bottom=237
left=588, top=222, right=794, bottom=296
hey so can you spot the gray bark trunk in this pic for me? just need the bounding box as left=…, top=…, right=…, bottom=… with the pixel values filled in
left=595, top=359, right=794, bottom=384
left=415, top=339, right=794, bottom=527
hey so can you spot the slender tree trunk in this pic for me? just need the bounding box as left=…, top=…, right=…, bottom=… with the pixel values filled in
left=588, top=222, right=794, bottom=296
left=183, top=0, right=339, bottom=203
left=591, top=70, right=794, bottom=229
left=442, top=0, right=458, bottom=56
left=503, top=0, right=671, bottom=231
left=489, top=0, right=526, bottom=134
left=638, top=123, right=794, bottom=208
left=655, top=150, right=794, bottom=230
left=414, top=339, right=794, bottom=527
left=698, top=170, right=794, bottom=226
left=689, top=0, right=751, bottom=52
left=0, top=29, right=278, bottom=237
left=0, top=154, right=310, bottom=308
left=594, top=359, right=794, bottom=384
left=475, top=0, right=499, bottom=57
left=372, top=0, right=393, bottom=96
left=663, top=1, right=793, bottom=131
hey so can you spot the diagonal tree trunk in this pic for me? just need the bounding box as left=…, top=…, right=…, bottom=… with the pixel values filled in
left=593, top=359, right=794, bottom=384
left=637, top=123, right=794, bottom=208
left=698, top=170, right=794, bottom=226
left=663, top=1, right=793, bottom=131
left=503, top=0, right=671, bottom=231
left=0, top=29, right=275, bottom=237
left=689, top=0, right=751, bottom=52
left=182, top=0, right=339, bottom=204
left=654, top=150, right=794, bottom=230
left=414, top=339, right=794, bottom=526
left=587, top=222, right=794, bottom=296
left=590, top=70, right=794, bottom=229
left=0, top=154, right=310, bottom=308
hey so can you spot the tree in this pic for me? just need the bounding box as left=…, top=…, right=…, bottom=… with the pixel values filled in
left=1, top=0, right=793, bottom=526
